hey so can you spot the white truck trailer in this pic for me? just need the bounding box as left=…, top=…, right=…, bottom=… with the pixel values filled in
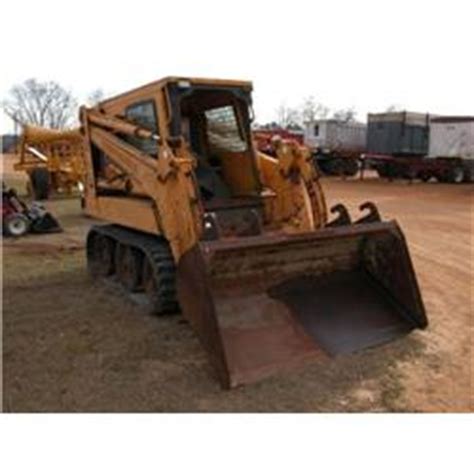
left=304, top=119, right=367, bottom=176
left=427, top=116, right=474, bottom=182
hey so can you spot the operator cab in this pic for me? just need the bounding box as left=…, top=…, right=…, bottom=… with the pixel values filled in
left=168, top=82, right=262, bottom=200
left=167, top=81, right=266, bottom=237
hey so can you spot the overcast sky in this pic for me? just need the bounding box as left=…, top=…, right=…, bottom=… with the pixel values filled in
left=1, top=0, right=472, bottom=132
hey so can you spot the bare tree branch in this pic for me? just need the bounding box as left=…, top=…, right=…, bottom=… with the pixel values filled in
left=2, top=78, right=78, bottom=129
left=86, top=88, right=106, bottom=107
left=331, top=107, right=358, bottom=123
left=301, top=96, right=330, bottom=123
left=385, top=104, right=402, bottom=112
left=275, top=103, right=301, bottom=128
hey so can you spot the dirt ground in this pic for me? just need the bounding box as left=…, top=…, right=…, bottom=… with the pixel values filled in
left=2, top=170, right=473, bottom=412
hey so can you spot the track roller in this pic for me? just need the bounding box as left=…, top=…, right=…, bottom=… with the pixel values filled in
left=88, top=233, right=115, bottom=277
left=115, top=243, right=143, bottom=292
left=142, top=251, right=178, bottom=315
left=86, top=225, right=179, bottom=315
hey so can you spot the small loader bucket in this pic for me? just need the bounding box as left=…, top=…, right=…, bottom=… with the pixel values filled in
left=30, top=212, right=62, bottom=233
left=177, top=221, right=427, bottom=388
left=28, top=203, right=62, bottom=234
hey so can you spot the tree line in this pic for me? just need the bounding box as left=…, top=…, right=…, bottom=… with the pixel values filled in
left=2, top=78, right=105, bottom=130
left=267, top=96, right=358, bottom=130
left=2, top=78, right=401, bottom=132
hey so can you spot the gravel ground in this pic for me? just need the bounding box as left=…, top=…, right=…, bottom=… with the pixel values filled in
left=2, top=175, right=473, bottom=412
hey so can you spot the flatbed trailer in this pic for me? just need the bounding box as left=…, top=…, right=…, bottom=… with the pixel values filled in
left=363, top=153, right=474, bottom=183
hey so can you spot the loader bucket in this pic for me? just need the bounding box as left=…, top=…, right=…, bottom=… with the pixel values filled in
left=28, top=202, right=63, bottom=234
left=30, top=212, right=62, bottom=233
left=177, top=221, right=427, bottom=388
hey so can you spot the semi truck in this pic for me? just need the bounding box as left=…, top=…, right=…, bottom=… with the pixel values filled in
left=365, top=112, right=474, bottom=183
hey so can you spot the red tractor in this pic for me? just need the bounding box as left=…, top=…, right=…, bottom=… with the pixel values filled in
left=2, top=182, right=62, bottom=237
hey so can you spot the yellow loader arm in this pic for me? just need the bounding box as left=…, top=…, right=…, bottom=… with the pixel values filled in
left=82, top=108, right=203, bottom=260
left=257, top=139, right=328, bottom=232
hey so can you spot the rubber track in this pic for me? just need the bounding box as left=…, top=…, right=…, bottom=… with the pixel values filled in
left=87, top=224, right=178, bottom=314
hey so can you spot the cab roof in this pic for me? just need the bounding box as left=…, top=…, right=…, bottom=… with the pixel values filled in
left=98, top=76, right=253, bottom=108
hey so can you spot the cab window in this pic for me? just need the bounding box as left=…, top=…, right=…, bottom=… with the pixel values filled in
left=124, top=101, right=159, bottom=156
left=204, top=105, right=248, bottom=153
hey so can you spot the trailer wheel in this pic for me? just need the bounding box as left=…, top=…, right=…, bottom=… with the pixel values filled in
left=447, top=166, right=465, bottom=184
left=315, top=156, right=332, bottom=175
left=334, top=159, right=346, bottom=176
left=3, top=213, right=30, bottom=237
left=404, top=168, right=417, bottom=181
left=377, top=163, right=397, bottom=179
left=463, top=167, right=473, bottom=183
left=418, top=172, right=431, bottom=182
left=30, top=169, right=50, bottom=200
left=376, top=165, right=388, bottom=178
left=343, top=159, right=359, bottom=177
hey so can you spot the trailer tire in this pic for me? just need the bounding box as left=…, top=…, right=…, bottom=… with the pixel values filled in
left=30, top=169, right=50, bottom=200
left=331, top=158, right=345, bottom=176
left=401, top=167, right=417, bottom=181
left=376, top=165, right=388, bottom=178
left=343, top=159, right=359, bottom=177
left=418, top=172, right=431, bottom=182
left=447, top=166, right=464, bottom=184
left=315, top=156, right=333, bottom=175
left=462, top=167, right=473, bottom=183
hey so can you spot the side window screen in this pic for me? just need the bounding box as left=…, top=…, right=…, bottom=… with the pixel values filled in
left=124, top=101, right=158, bottom=156
left=205, top=106, right=247, bottom=153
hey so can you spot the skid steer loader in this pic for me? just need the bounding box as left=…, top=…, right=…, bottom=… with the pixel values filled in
left=80, top=77, right=427, bottom=388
